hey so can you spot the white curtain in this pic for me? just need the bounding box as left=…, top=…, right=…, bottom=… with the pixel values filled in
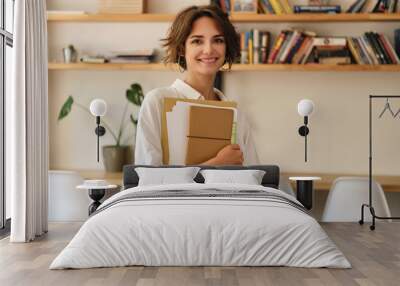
left=9, top=0, right=49, bottom=242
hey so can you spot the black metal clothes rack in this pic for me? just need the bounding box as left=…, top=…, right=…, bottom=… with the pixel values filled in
left=359, top=95, right=400, bottom=230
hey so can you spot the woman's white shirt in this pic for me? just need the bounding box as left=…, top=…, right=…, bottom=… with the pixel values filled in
left=135, top=79, right=259, bottom=165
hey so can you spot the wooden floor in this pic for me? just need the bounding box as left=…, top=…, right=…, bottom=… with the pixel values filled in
left=0, top=222, right=399, bottom=286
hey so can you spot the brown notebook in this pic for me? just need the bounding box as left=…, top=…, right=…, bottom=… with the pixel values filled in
left=185, top=106, right=234, bottom=165
left=162, top=98, right=237, bottom=165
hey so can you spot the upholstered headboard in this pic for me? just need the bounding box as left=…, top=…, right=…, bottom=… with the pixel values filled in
left=122, top=165, right=280, bottom=190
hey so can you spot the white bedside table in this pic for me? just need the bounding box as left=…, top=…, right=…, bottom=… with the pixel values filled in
left=77, top=181, right=118, bottom=215
left=289, top=177, right=321, bottom=210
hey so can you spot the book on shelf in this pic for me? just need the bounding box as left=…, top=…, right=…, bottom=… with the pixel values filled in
left=80, top=55, right=108, bottom=64
left=257, top=0, right=293, bottom=14
left=108, top=57, right=151, bottom=64
left=108, top=49, right=155, bottom=63
left=210, top=0, right=231, bottom=14
left=239, top=29, right=270, bottom=64
left=395, top=29, right=400, bottom=58
left=347, top=32, right=400, bottom=65
left=269, top=29, right=325, bottom=64
left=110, top=49, right=154, bottom=57
left=346, top=0, right=398, bottom=13
left=293, top=5, right=341, bottom=14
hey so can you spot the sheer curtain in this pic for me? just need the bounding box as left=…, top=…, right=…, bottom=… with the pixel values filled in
left=9, top=0, right=48, bottom=242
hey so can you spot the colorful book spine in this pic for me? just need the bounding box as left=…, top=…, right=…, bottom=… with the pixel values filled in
left=280, top=0, right=293, bottom=13
left=279, top=30, right=300, bottom=63
left=261, top=0, right=275, bottom=14
left=268, top=31, right=286, bottom=64
left=359, top=36, right=375, bottom=64
left=374, top=32, right=392, bottom=64
left=248, top=31, right=254, bottom=64
left=378, top=34, right=400, bottom=64
left=260, top=32, right=270, bottom=63
left=347, top=37, right=363, bottom=64
left=269, top=0, right=284, bottom=14
left=286, top=34, right=306, bottom=63
left=240, top=32, right=248, bottom=64
left=253, top=29, right=260, bottom=64
left=395, top=29, right=400, bottom=58
left=274, top=30, right=293, bottom=63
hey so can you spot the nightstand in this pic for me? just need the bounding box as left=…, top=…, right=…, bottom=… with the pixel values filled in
left=77, top=182, right=118, bottom=215
left=289, top=177, right=321, bottom=210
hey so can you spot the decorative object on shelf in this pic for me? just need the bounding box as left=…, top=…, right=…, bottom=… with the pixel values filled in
left=77, top=180, right=118, bottom=215
left=80, top=55, right=108, bottom=64
left=289, top=176, right=321, bottom=209
left=108, top=49, right=155, bottom=63
left=57, top=83, right=144, bottom=171
left=90, top=99, right=107, bottom=162
left=62, top=44, right=77, bottom=63
left=97, top=0, right=144, bottom=14
left=232, top=0, right=257, bottom=14
left=297, top=99, right=314, bottom=162
left=359, top=95, right=400, bottom=231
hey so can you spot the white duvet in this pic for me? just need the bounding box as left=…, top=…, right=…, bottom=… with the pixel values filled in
left=50, top=183, right=351, bottom=269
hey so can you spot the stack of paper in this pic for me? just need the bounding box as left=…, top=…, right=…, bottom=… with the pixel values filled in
left=162, top=98, right=237, bottom=165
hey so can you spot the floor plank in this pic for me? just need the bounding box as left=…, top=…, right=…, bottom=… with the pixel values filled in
left=0, top=222, right=399, bottom=286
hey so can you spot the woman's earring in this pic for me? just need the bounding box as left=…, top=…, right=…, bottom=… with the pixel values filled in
left=220, top=60, right=230, bottom=72
left=178, top=55, right=186, bottom=73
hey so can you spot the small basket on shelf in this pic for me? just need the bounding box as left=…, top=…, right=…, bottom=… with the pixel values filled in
left=97, top=0, right=145, bottom=14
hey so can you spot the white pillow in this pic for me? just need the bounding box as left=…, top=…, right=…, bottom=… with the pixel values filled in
left=200, top=169, right=266, bottom=185
left=135, top=167, right=201, bottom=186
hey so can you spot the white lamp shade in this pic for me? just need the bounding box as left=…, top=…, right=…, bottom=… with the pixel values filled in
left=297, top=99, right=314, bottom=117
left=89, top=99, right=107, bottom=117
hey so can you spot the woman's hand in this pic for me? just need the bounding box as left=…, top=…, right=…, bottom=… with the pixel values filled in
left=202, top=144, right=244, bottom=165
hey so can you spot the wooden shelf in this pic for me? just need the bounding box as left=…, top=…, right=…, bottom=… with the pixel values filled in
left=47, top=12, right=400, bottom=22
left=230, top=13, right=400, bottom=22
left=48, top=62, right=400, bottom=72
left=48, top=62, right=176, bottom=71
left=47, top=13, right=174, bottom=22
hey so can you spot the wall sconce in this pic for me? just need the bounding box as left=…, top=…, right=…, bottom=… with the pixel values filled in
left=297, top=99, right=314, bottom=162
left=90, top=99, right=107, bottom=162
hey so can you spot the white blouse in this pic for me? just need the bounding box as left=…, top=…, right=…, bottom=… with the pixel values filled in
left=134, top=79, right=259, bottom=165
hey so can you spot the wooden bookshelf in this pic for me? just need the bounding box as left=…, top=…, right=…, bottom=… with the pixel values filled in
left=47, top=12, right=400, bottom=23
left=48, top=62, right=400, bottom=72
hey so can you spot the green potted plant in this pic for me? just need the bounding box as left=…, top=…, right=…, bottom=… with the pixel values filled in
left=58, top=83, right=144, bottom=171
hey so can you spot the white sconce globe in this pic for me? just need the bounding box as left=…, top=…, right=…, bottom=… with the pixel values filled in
left=90, top=99, right=107, bottom=117
left=297, top=99, right=314, bottom=117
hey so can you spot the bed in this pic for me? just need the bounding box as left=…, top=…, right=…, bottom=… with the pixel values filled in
left=50, top=165, right=350, bottom=269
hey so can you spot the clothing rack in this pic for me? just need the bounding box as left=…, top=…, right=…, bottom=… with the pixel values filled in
left=359, top=95, right=400, bottom=230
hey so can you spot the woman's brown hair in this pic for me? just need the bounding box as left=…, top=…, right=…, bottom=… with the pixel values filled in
left=162, top=5, right=240, bottom=70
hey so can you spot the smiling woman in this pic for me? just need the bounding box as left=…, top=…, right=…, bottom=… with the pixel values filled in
left=134, top=5, right=259, bottom=166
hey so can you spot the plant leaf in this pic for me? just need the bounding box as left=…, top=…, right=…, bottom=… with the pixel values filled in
left=58, top=96, right=74, bottom=121
left=126, top=83, right=144, bottom=106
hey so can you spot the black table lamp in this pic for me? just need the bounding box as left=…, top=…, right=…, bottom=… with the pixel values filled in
left=89, top=99, right=107, bottom=162
left=297, top=99, right=314, bottom=162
